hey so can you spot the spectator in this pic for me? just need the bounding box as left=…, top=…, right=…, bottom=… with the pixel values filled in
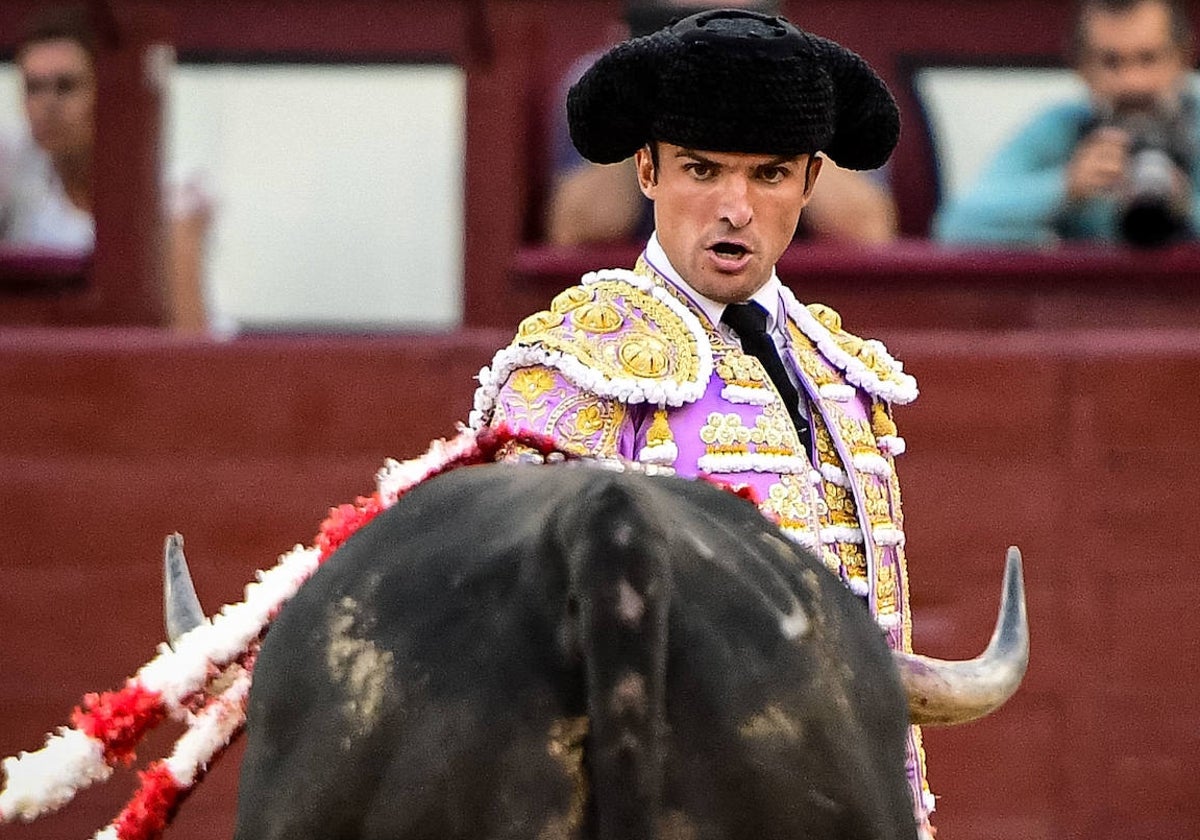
left=544, top=0, right=899, bottom=246
left=935, top=0, right=1200, bottom=247
left=0, top=5, right=214, bottom=330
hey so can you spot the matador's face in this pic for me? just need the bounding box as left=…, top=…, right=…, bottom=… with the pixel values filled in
left=636, top=141, right=820, bottom=304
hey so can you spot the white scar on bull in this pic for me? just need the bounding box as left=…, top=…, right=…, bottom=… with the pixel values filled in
left=761, top=532, right=813, bottom=640
left=617, top=578, right=646, bottom=624
left=325, top=595, right=395, bottom=746
left=686, top=529, right=811, bottom=640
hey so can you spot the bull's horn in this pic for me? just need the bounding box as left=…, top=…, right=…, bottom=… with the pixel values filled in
left=164, top=533, right=206, bottom=647
left=894, top=546, right=1029, bottom=726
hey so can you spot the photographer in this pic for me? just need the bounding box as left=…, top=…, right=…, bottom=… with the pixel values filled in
left=935, top=0, right=1200, bottom=247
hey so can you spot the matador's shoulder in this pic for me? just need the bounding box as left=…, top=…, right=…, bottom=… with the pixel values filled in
left=476, top=268, right=716, bottom=411
left=786, top=294, right=919, bottom=405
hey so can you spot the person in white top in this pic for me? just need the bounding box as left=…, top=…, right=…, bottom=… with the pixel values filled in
left=0, top=5, right=213, bottom=332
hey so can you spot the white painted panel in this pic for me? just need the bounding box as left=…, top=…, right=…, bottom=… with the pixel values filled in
left=0, top=66, right=30, bottom=148
left=168, top=63, right=465, bottom=331
left=0, top=61, right=465, bottom=331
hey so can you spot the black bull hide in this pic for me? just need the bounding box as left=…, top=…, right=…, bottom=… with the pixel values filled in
left=235, top=463, right=919, bottom=840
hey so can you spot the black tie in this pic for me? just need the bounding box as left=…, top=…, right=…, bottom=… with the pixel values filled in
left=721, top=301, right=811, bottom=448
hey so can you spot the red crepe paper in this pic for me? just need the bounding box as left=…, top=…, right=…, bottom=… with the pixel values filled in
left=112, top=762, right=179, bottom=840
left=71, top=684, right=167, bottom=766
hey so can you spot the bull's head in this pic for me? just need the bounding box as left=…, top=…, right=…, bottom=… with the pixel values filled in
left=163, top=537, right=1028, bottom=728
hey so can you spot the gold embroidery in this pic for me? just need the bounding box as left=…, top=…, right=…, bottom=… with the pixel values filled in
left=696, top=410, right=802, bottom=459
left=699, top=412, right=754, bottom=446
left=511, top=279, right=702, bottom=387
left=811, top=413, right=860, bottom=527
left=517, top=310, right=564, bottom=338
left=872, top=400, right=898, bottom=439
left=550, top=286, right=593, bottom=314
left=545, top=716, right=589, bottom=839
left=786, top=321, right=840, bottom=387
left=716, top=353, right=767, bottom=387
left=835, top=414, right=876, bottom=453
left=815, top=423, right=836, bottom=457
left=823, top=483, right=858, bottom=527
left=820, top=548, right=841, bottom=574
left=876, top=564, right=898, bottom=615
left=759, top=479, right=812, bottom=530
left=804, top=302, right=909, bottom=388
left=863, top=481, right=892, bottom=524
left=575, top=302, right=624, bottom=334
left=510, top=367, right=556, bottom=402
left=647, top=408, right=674, bottom=446
left=806, top=303, right=842, bottom=333
left=838, top=542, right=868, bottom=581
left=888, top=469, right=905, bottom=526
left=751, top=413, right=796, bottom=455
left=618, top=333, right=671, bottom=378
left=545, top=395, right=626, bottom=456
left=574, top=404, right=607, bottom=436
left=499, top=365, right=565, bottom=427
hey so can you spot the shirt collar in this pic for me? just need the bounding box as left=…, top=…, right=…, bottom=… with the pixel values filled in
left=644, top=231, right=784, bottom=332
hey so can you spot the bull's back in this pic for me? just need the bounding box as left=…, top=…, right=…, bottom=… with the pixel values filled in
left=234, top=463, right=916, bottom=840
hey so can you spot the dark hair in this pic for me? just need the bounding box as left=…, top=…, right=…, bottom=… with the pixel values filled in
left=1070, top=0, right=1193, bottom=61
left=15, top=5, right=96, bottom=62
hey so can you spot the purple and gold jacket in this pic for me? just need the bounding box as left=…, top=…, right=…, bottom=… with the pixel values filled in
left=469, top=257, right=935, bottom=824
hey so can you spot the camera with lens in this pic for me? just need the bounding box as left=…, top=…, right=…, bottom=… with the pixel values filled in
left=1101, top=109, right=1195, bottom=247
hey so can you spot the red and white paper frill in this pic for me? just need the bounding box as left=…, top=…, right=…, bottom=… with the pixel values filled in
left=89, top=665, right=253, bottom=840
left=0, top=424, right=573, bottom=839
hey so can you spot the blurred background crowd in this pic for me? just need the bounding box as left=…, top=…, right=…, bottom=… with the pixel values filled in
left=3, top=0, right=1199, bottom=334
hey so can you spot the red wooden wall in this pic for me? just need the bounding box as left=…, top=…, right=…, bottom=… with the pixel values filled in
left=3, top=325, right=1199, bottom=840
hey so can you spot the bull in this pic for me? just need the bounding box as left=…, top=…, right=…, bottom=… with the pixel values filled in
left=170, top=462, right=1025, bottom=840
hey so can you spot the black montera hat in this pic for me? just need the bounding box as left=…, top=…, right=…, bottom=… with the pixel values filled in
left=567, top=9, right=899, bottom=170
